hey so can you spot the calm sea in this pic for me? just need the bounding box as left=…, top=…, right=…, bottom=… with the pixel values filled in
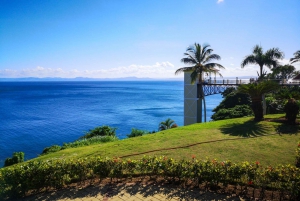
left=0, top=81, right=222, bottom=166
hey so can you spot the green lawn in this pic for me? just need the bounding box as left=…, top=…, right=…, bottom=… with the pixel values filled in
left=30, top=114, right=300, bottom=167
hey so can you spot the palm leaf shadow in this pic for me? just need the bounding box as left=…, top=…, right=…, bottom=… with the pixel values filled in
left=220, top=120, right=271, bottom=137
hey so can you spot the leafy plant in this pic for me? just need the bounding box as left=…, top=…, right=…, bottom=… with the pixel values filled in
left=158, top=118, right=177, bottom=131
left=126, top=128, right=148, bottom=138
left=238, top=81, right=279, bottom=121
left=80, top=125, right=117, bottom=139
left=4, top=152, right=25, bottom=167
left=211, top=105, right=253, bottom=120
left=41, top=145, right=62, bottom=155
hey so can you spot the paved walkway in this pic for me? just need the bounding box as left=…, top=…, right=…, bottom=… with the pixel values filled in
left=23, top=183, right=246, bottom=201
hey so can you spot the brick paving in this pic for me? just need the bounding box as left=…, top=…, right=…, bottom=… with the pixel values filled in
left=22, top=183, right=246, bottom=201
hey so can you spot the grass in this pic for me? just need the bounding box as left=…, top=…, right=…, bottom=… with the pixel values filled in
left=28, top=114, right=300, bottom=167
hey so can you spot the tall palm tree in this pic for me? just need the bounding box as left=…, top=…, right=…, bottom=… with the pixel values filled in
left=238, top=81, right=279, bottom=121
left=175, top=43, right=225, bottom=122
left=241, top=45, right=284, bottom=78
left=241, top=45, right=284, bottom=116
left=158, top=118, right=177, bottom=131
left=175, top=43, right=224, bottom=83
left=290, top=50, right=300, bottom=64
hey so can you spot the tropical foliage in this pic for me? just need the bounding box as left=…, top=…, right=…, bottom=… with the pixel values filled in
left=290, top=50, right=300, bottom=64
left=241, top=44, right=284, bottom=78
left=158, top=118, right=177, bottom=131
left=211, top=105, right=253, bottom=121
left=268, top=64, right=298, bottom=80
left=211, top=88, right=253, bottom=121
left=238, top=81, right=279, bottom=121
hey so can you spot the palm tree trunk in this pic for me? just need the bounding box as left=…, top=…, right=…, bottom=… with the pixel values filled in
left=251, top=97, right=263, bottom=121
left=203, top=88, right=207, bottom=122
left=262, top=94, right=266, bottom=115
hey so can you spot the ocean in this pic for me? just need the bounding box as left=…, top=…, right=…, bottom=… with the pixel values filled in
left=0, top=81, right=222, bottom=166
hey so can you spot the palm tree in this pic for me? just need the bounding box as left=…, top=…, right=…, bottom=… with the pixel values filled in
left=241, top=45, right=284, bottom=78
left=158, top=118, right=177, bottom=131
left=241, top=45, right=284, bottom=116
left=175, top=43, right=224, bottom=83
left=238, top=81, right=279, bottom=121
left=290, top=50, right=300, bottom=64
left=175, top=43, right=225, bottom=122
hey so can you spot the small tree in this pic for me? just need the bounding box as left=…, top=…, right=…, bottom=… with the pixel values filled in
left=238, top=81, right=279, bottom=121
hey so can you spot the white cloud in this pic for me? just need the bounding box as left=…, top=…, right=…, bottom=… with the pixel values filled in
left=217, top=0, right=224, bottom=4
left=0, top=62, right=180, bottom=79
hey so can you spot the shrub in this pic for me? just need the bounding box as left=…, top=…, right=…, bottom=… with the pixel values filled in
left=211, top=105, right=253, bottom=121
left=41, top=145, right=62, bottom=155
left=4, top=152, right=24, bottom=167
left=80, top=125, right=117, bottom=139
left=127, top=128, right=148, bottom=138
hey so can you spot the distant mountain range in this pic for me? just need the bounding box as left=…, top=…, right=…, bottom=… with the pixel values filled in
left=0, top=77, right=184, bottom=81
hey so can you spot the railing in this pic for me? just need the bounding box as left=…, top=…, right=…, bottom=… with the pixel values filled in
left=199, top=78, right=300, bottom=85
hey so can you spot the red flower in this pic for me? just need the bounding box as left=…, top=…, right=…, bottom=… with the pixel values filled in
left=192, top=155, right=196, bottom=159
left=298, top=143, right=300, bottom=147
left=248, top=181, right=253, bottom=185
left=255, top=161, right=260, bottom=165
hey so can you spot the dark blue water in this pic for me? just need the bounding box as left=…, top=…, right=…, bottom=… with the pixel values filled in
left=0, top=81, right=222, bottom=166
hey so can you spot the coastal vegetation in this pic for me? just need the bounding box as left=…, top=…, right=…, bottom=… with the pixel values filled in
left=211, top=88, right=253, bottom=120
left=158, top=118, right=177, bottom=131
left=1, top=115, right=300, bottom=199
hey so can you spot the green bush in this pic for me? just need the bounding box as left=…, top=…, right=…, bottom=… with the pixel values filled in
left=4, top=152, right=25, bottom=167
left=42, top=145, right=62, bottom=155
left=126, top=128, right=148, bottom=138
left=211, top=105, right=253, bottom=121
left=80, top=125, right=117, bottom=139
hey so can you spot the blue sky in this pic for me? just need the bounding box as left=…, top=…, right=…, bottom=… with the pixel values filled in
left=0, top=0, right=299, bottom=79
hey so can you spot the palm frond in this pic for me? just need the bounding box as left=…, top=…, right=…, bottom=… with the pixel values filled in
left=290, top=50, right=300, bottom=64
left=175, top=67, right=194, bottom=75
left=241, top=55, right=256, bottom=68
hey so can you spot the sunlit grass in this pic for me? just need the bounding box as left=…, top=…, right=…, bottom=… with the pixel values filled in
left=30, top=114, right=299, bottom=167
